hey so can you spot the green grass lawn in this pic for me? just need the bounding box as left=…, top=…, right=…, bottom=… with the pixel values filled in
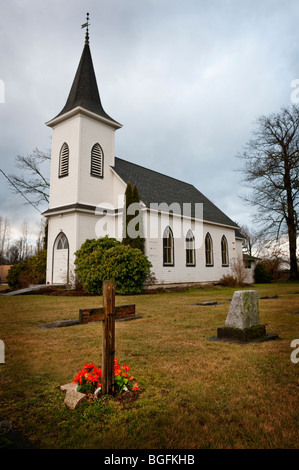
left=0, top=282, right=298, bottom=449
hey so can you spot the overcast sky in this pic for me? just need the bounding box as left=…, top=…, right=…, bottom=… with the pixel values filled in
left=1, top=0, right=298, bottom=240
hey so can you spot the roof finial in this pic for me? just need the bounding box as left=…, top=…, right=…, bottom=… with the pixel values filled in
left=81, top=12, right=90, bottom=45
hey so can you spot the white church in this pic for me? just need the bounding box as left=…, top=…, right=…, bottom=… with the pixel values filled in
left=43, top=24, right=255, bottom=287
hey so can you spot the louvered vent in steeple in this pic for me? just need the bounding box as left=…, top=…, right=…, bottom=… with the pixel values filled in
left=59, top=142, right=69, bottom=177
left=91, top=143, right=103, bottom=178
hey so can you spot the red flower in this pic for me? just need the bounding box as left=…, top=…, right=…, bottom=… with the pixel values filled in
left=93, top=366, right=102, bottom=378
left=73, top=368, right=87, bottom=384
left=73, top=358, right=139, bottom=394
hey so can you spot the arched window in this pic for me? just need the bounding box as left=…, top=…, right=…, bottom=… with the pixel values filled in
left=163, top=226, right=174, bottom=266
left=205, top=233, right=213, bottom=266
left=56, top=233, right=69, bottom=250
left=221, top=235, right=229, bottom=266
left=186, top=229, right=195, bottom=266
left=59, top=142, right=69, bottom=177
left=91, top=143, right=104, bottom=178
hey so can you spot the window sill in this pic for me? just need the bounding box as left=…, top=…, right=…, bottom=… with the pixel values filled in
left=90, top=173, right=103, bottom=179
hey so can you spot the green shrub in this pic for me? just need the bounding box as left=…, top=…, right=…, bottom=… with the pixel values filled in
left=7, top=260, right=30, bottom=289
left=74, top=236, right=152, bottom=295
left=7, top=249, right=47, bottom=289
left=101, top=244, right=151, bottom=294
left=254, top=263, right=273, bottom=283
left=74, top=237, right=120, bottom=294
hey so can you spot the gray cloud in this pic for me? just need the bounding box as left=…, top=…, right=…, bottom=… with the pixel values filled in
left=1, top=0, right=298, bottom=235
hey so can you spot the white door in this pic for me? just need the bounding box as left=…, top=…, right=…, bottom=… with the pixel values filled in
left=52, top=233, right=69, bottom=284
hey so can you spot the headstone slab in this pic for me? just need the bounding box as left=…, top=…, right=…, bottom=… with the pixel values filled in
left=64, top=390, right=87, bottom=410
left=225, top=290, right=260, bottom=330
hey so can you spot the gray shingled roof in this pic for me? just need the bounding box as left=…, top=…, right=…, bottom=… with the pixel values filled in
left=113, top=157, right=238, bottom=228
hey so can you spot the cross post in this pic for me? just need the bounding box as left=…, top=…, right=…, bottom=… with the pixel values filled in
left=78, top=280, right=136, bottom=395
left=102, top=280, right=115, bottom=395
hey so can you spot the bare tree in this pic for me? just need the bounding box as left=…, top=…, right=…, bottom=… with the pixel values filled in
left=0, top=216, right=10, bottom=264
left=238, top=106, right=299, bottom=280
left=34, top=219, right=48, bottom=253
left=238, top=224, right=264, bottom=257
left=0, top=148, right=50, bottom=212
left=17, top=219, right=34, bottom=261
left=6, top=244, right=20, bottom=265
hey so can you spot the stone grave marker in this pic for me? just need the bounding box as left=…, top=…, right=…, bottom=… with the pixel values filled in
left=214, top=290, right=278, bottom=343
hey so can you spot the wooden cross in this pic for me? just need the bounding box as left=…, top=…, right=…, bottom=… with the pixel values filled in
left=78, top=280, right=135, bottom=395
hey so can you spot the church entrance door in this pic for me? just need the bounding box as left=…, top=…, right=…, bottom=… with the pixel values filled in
left=52, top=233, right=69, bottom=284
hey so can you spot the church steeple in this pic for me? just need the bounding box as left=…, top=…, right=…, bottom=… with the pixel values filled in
left=49, top=13, right=121, bottom=128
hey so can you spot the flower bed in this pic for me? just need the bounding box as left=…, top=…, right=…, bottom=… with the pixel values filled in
left=73, top=359, right=139, bottom=396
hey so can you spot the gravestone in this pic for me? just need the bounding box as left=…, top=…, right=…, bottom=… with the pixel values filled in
left=225, top=290, right=260, bottom=329
left=217, top=290, right=267, bottom=342
left=61, top=383, right=87, bottom=410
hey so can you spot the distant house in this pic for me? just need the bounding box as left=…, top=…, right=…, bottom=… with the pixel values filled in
left=243, top=254, right=259, bottom=283
left=0, top=266, right=12, bottom=283
left=43, top=24, right=253, bottom=287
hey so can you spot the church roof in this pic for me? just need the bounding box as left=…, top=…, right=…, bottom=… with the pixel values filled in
left=113, top=157, right=238, bottom=228
left=52, top=43, right=120, bottom=126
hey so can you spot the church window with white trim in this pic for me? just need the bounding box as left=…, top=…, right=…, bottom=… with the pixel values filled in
left=221, top=235, right=229, bottom=266
left=205, top=233, right=213, bottom=266
left=186, top=229, right=195, bottom=266
left=163, top=226, right=174, bottom=266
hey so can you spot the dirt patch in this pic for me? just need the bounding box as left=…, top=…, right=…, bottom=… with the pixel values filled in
left=0, top=287, right=12, bottom=294
left=24, top=285, right=190, bottom=296
left=113, top=389, right=142, bottom=406
left=82, top=389, right=142, bottom=407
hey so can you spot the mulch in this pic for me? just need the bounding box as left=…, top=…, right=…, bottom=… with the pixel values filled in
left=82, top=389, right=142, bottom=408
left=22, top=286, right=97, bottom=296
left=6, top=285, right=190, bottom=297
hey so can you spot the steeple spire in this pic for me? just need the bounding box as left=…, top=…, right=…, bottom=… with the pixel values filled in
left=49, top=13, right=121, bottom=128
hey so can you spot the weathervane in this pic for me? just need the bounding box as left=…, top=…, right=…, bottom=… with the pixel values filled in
left=81, top=12, right=90, bottom=45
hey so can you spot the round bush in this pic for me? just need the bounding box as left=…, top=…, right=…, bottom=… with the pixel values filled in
left=74, top=237, right=120, bottom=294
left=101, top=244, right=152, bottom=294
left=74, top=236, right=152, bottom=294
